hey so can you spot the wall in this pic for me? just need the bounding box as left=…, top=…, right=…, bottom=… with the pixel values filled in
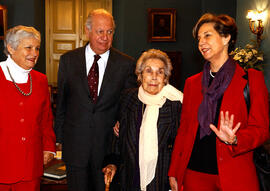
left=0, top=0, right=237, bottom=90
left=113, top=0, right=236, bottom=90
left=0, top=0, right=45, bottom=73
left=236, top=0, right=270, bottom=91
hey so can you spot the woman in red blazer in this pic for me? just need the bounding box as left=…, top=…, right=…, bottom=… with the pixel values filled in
left=0, top=26, right=56, bottom=191
left=169, top=13, right=269, bottom=191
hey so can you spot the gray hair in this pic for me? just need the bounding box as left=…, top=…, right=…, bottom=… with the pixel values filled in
left=85, top=9, right=115, bottom=31
left=136, top=49, right=173, bottom=84
left=4, top=25, right=41, bottom=56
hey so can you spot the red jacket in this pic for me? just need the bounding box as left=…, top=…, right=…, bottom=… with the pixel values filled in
left=169, top=64, right=269, bottom=191
left=0, top=68, right=56, bottom=183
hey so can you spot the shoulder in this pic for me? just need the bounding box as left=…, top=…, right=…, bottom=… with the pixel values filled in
left=31, top=70, right=49, bottom=86
left=184, top=71, right=203, bottom=88
left=119, top=88, right=139, bottom=111
left=247, top=68, right=266, bottom=91
left=121, top=88, right=138, bottom=103
left=171, top=100, right=182, bottom=107
left=109, top=47, right=135, bottom=63
left=247, top=68, right=264, bottom=78
left=59, top=46, right=86, bottom=70
left=186, top=72, right=202, bottom=82
left=165, top=99, right=182, bottom=111
left=31, top=70, right=47, bottom=80
left=234, top=63, right=265, bottom=82
left=61, top=46, right=85, bottom=59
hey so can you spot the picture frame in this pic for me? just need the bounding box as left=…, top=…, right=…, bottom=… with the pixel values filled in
left=0, top=5, right=7, bottom=40
left=148, top=8, right=176, bottom=42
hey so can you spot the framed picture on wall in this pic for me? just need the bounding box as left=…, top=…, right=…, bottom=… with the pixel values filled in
left=148, top=8, right=176, bottom=42
left=0, top=5, right=7, bottom=40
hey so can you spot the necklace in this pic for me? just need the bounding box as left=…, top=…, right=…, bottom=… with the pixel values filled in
left=209, top=70, right=215, bottom=78
left=6, top=66, right=32, bottom=96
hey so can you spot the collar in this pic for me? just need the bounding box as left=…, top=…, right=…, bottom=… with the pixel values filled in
left=85, top=44, right=110, bottom=64
left=0, top=55, right=32, bottom=83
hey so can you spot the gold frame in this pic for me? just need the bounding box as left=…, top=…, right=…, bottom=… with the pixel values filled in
left=148, top=8, right=176, bottom=42
left=0, top=5, right=7, bottom=40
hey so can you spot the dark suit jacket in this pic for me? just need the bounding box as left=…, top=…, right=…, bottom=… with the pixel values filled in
left=169, top=64, right=269, bottom=191
left=108, top=88, right=181, bottom=191
left=54, top=45, right=137, bottom=167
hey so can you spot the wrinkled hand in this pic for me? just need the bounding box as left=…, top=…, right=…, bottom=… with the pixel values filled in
left=169, top=177, right=178, bottom=191
left=43, top=151, right=54, bottom=165
left=102, top=164, right=117, bottom=185
left=210, top=111, right=241, bottom=145
left=113, top=121, right=120, bottom=137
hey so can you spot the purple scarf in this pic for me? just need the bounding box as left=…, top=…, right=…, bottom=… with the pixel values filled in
left=198, top=57, right=236, bottom=139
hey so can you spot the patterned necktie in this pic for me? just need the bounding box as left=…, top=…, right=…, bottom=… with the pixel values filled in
left=87, top=54, right=100, bottom=103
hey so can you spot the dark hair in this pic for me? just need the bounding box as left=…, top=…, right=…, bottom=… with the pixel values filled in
left=193, top=13, right=238, bottom=52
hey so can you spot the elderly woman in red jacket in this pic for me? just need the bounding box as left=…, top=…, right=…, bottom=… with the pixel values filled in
left=169, top=13, right=269, bottom=191
left=0, top=25, right=56, bottom=191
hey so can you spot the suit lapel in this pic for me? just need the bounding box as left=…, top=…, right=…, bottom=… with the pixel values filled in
left=98, top=48, right=118, bottom=101
left=220, top=64, right=247, bottom=115
left=188, top=73, right=204, bottom=136
left=78, top=45, right=90, bottom=96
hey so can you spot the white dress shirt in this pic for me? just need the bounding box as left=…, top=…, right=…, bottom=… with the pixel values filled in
left=85, top=44, right=109, bottom=95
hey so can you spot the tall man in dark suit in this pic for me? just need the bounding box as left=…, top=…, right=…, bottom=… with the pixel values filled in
left=54, top=9, right=137, bottom=191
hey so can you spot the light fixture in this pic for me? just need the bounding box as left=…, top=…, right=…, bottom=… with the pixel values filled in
left=246, top=10, right=267, bottom=47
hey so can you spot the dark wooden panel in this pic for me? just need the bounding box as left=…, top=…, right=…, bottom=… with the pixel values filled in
left=165, top=51, right=182, bottom=90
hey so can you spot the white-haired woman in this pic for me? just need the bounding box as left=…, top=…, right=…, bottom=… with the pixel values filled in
left=103, top=49, right=183, bottom=191
left=0, top=25, right=56, bottom=191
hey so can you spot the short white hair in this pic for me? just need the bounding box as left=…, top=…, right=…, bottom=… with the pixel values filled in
left=85, top=9, right=115, bottom=31
left=4, top=25, right=41, bottom=56
left=136, top=49, right=173, bottom=84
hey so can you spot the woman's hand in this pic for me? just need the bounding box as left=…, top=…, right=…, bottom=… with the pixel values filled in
left=43, top=151, right=54, bottom=165
left=210, top=111, right=241, bottom=145
left=169, top=176, right=178, bottom=191
left=113, top=121, right=120, bottom=137
left=102, top=164, right=117, bottom=185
